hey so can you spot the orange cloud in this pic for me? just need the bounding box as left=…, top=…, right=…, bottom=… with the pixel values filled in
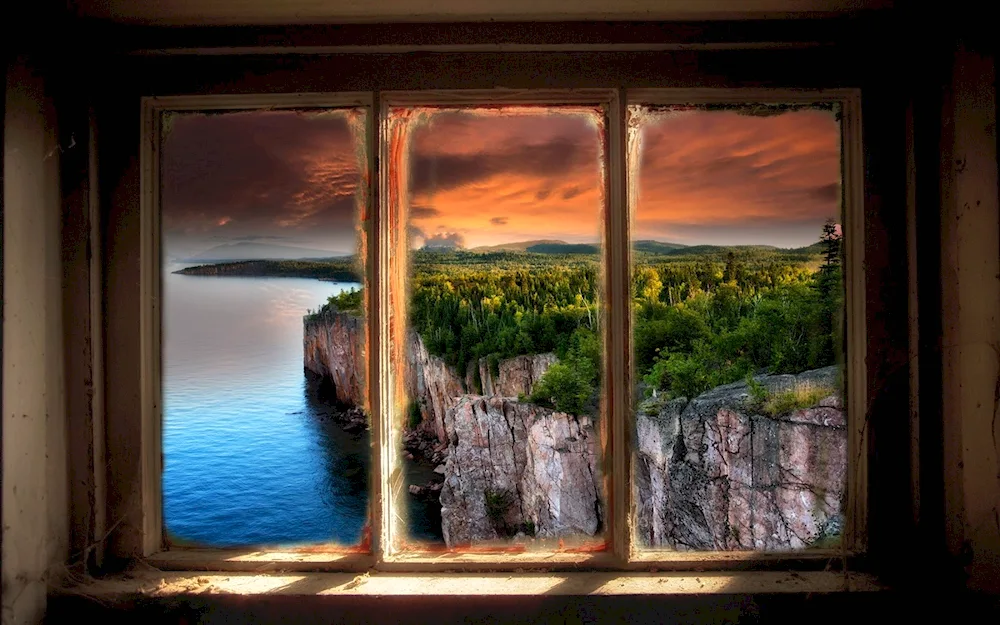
left=402, top=107, right=605, bottom=249
left=631, top=107, right=842, bottom=246
left=398, top=105, right=841, bottom=250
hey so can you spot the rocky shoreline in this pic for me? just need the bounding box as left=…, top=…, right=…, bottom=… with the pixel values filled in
left=403, top=427, right=447, bottom=500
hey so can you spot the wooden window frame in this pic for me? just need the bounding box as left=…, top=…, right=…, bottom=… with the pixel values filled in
left=132, top=85, right=865, bottom=573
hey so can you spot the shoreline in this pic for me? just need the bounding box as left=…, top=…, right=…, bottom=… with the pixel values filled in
left=305, top=369, right=446, bottom=542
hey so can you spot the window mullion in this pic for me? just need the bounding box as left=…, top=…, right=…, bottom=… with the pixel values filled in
left=372, top=90, right=392, bottom=561
left=606, top=88, right=632, bottom=564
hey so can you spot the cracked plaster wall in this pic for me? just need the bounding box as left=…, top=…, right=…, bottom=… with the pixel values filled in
left=2, top=57, right=69, bottom=625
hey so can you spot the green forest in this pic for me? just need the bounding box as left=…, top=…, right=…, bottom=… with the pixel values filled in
left=401, top=220, right=843, bottom=414
left=184, top=221, right=843, bottom=416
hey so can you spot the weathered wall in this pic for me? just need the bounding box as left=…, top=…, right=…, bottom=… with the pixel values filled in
left=939, top=42, right=1000, bottom=594
left=2, top=57, right=68, bottom=625
left=58, top=88, right=106, bottom=570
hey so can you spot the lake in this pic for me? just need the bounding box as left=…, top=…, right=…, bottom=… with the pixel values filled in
left=162, top=265, right=370, bottom=547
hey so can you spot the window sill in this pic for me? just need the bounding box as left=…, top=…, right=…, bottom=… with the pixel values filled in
left=51, top=570, right=896, bottom=624
left=146, top=547, right=860, bottom=573
left=57, top=569, right=882, bottom=598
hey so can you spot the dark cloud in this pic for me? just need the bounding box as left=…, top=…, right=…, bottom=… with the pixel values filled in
left=561, top=186, right=583, bottom=200
left=809, top=182, right=842, bottom=202
left=161, top=109, right=363, bottom=252
left=647, top=150, right=838, bottom=220
left=422, top=232, right=466, bottom=249
left=410, top=204, right=441, bottom=219
left=535, top=187, right=552, bottom=201
left=490, top=217, right=509, bottom=226
left=409, top=136, right=594, bottom=195
left=218, top=235, right=289, bottom=242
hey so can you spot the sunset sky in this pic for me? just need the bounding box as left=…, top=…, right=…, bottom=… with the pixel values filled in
left=162, top=105, right=842, bottom=259
left=162, top=108, right=365, bottom=260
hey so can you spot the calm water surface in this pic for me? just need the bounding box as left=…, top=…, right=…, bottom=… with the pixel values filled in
left=163, top=265, right=368, bottom=547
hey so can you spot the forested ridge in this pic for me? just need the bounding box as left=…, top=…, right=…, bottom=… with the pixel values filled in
left=183, top=222, right=843, bottom=415
left=176, top=258, right=359, bottom=282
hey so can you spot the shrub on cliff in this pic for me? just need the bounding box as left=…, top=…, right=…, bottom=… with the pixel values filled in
left=307, top=287, right=363, bottom=321
left=529, top=362, right=592, bottom=415
left=407, top=401, right=423, bottom=429
left=484, top=487, right=516, bottom=536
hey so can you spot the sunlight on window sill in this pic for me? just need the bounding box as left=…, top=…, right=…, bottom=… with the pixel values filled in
left=61, top=571, right=882, bottom=599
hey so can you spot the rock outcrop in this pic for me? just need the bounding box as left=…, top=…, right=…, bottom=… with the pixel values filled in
left=305, top=311, right=556, bottom=442
left=438, top=396, right=602, bottom=547
left=492, top=354, right=557, bottom=398
left=303, top=311, right=365, bottom=406
left=635, top=366, right=846, bottom=551
left=406, top=332, right=466, bottom=443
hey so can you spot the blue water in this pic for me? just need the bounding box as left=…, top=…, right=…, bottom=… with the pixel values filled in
left=162, top=265, right=369, bottom=547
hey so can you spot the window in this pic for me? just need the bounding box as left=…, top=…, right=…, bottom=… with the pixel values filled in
left=131, top=86, right=864, bottom=569
left=159, top=104, right=371, bottom=549
left=628, top=100, right=850, bottom=552
left=383, top=100, right=609, bottom=551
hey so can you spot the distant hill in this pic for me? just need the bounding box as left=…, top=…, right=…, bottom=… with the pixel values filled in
left=469, top=239, right=570, bottom=253
left=183, top=242, right=348, bottom=262
left=791, top=241, right=827, bottom=255
left=668, top=244, right=778, bottom=256
left=632, top=240, right=688, bottom=254
left=649, top=242, right=827, bottom=259
left=526, top=242, right=600, bottom=254
left=175, top=259, right=359, bottom=282
left=463, top=238, right=824, bottom=258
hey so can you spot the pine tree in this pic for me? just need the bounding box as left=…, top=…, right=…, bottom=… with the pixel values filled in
left=814, top=218, right=843, bottom=369
left=820, top=218, right=842, bottom=273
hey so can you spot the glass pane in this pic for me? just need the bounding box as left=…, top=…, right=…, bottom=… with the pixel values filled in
left=161, top=108, right=370, bottom=549
left=387, top=105, right=608, bottom=551
left=628, top=103, right=846, bottom=551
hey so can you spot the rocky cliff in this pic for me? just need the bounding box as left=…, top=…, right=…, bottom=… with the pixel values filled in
left=467, top=353, right=558, bottom=398
left=303, top=311, right=366, bottom=406
left=405, top=332, right=466, bottom=443
left=438, top=396, right=602, bottom=547
left=305, top=313, right=844, bottom=551
left=635, top=366, right=846, bottom=551
left=305, top=311, right=556, bottom=442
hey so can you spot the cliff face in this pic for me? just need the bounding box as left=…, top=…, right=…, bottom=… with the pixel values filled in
left=406, top=332, right=466, bottom=443
left=305, top=311, right=556, bottom=443
left=305, top=313, right=845, bottom=551
left=407, top=344, right=556, bottom=443
left=635, top=366, right=846, bottom=551
left=303, top=312, right=365, bottom=406
left=438, top=396, right=602, bottom=547
left=468, top=353, right=557, bottom=398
